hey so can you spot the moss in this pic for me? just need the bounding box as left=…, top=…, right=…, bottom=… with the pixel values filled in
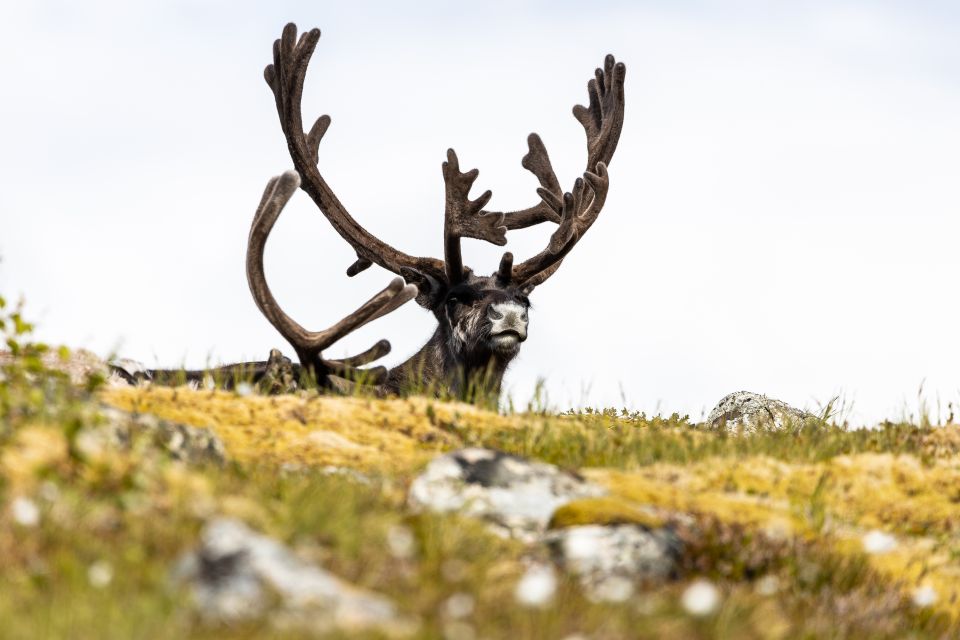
left=100, top=386, right=523, bottom=474
left=549, top=496, right=666, bottom=530
left=590, top=454, right=960, bottom=621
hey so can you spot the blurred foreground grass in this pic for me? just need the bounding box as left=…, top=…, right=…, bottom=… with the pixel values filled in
left=2, top=297, right=958, bottom=638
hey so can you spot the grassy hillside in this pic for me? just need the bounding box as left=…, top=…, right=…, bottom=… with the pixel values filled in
left=1, top=299, right=958, bottom=638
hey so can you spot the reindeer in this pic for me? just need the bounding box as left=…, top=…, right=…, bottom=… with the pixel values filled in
left=124, top=23, right=625, bottom=401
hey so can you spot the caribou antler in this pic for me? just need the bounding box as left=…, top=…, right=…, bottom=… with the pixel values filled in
left=442, top=149, right=506, bottom=285
left=263, top=25, right=447, bottom=295
left=247, top=170, right=417, bottom=384
left=502, top=55, right=625, bottom=287
left=265, top=23, right=624, bottom=300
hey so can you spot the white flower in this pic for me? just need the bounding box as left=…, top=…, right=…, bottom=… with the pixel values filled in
left=39, top=481, right=60, bottom=503
left=755, top=575, right=780, bottom=596
left=862, top=530, right=897, bottom=554
left=587, top=575, right=634, bottom=603
left=386, top=524, right=416, bottom=560
left=681, top=579, right=720, bottom=616
left=912, top=585, right=938, bottom=608
left=442, top=621, right=475, bottom=640
left=514, top=563, right=557, bottom=608
left=442, top=593, right=475, bottom=619
left=11, top=497, right=40, bottom=527
left=88, top=561, right=114, bottom=588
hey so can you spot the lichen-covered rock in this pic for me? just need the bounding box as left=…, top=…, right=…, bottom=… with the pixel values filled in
left=546, top=524, right=681, bottom=600
left=1, top=348, right=111, bottom=385
left=96, top=406, right=226, bottom=465
left=408, top=448, right=605, bottom=541
left=173, top=518, right=406, bottom=635
left=257, top=348, right=298, bottom=394
left=705, top=391, right=815, bottom=434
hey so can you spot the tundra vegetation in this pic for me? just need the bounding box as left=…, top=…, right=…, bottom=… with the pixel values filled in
left=2, top=296, right=960, bottom=639
left=4, top=22, right=958, bottom=640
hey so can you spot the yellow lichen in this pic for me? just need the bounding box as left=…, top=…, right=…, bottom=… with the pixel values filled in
left=587, top=453, right=960, bottom=619
left=99, top=386, right=522, bottom=473
left=549, top=496, right=666, bottom=529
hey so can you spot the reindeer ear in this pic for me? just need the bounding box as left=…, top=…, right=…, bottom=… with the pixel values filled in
left=520, top=283, right=536, bottom=296
left=400, top=268, right=444, bottom=309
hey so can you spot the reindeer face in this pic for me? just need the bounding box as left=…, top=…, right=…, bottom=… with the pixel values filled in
left=442, top=275, right=530, bottom=361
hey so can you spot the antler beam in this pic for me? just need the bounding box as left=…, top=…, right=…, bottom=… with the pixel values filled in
left=263, top=24, right=447, bottom=287
left=246, top=169, right=417, bottom=384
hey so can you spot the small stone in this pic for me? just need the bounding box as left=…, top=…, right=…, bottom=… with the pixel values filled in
left=681, top=579, right=720, bottom=616
left=174, top=518, right=403, bottom=634
left=235, top=382, right=254, bottom=397
left=912, top=585, right=938, bottom=607
left=547, top=524, right=680, bottom=587
left=862, top=530, right=897, bottom=554
left=11, top=497, right=40, bottom=527
left=88, top=561, right=114, bottom=588
left=514, top=563, right=557, bottom=608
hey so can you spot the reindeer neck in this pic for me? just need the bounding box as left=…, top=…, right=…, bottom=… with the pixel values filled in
left=384, top=325, right=510, bottom=402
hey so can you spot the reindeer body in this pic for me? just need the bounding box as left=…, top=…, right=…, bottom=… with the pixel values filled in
left=137, top=24, right=626, bottom=403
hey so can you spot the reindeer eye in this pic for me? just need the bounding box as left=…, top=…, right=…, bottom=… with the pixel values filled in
left=446, top=285, right=481, bottom=307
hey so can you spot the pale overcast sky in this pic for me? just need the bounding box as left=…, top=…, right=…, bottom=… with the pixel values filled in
left=2, top=1, right=959, bottom=424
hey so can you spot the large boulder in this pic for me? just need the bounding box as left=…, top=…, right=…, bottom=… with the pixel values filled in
left=408, top=448, right=605, bottom=542
left=705, top=391, right=815, bottom=434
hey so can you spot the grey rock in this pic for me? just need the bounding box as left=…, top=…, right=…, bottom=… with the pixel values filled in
left=97, top=406, right=226, bottom=465
left=1, top=348, right=111, bottom=385
left=408, top=448, right=605, bottom=542
left=174, top=518, right=407, bottom=634
left=705, top=391, right=815, bottom=434
left=546, top=524, right=681, bottom=600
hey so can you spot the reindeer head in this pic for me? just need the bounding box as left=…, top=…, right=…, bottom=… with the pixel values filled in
left=440, top=269, right=531, bottom=363
left=259, top=23, right=626, bottom=395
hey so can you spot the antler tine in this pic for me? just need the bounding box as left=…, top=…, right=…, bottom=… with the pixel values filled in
left=264, top=23, right=447, bottom=294
left=326, top=339, right=391, bottom=369
left=482, top=56, right=624, bottom=234
left=247, top=171, right=417, bottom=375
left=505, top=54, right=623, bottom=288
left=510, top=163, right=610, bottom=289
left=323, top=339, right=392, bottom=385
left=323, top=277, right=419, bottom=339
left=442, top=149, right=506, bottom=284
left=574, top=54, right=626, bottom=171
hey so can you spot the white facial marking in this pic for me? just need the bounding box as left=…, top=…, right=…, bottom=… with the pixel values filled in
left=490, top=302, right=528, bottom=341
